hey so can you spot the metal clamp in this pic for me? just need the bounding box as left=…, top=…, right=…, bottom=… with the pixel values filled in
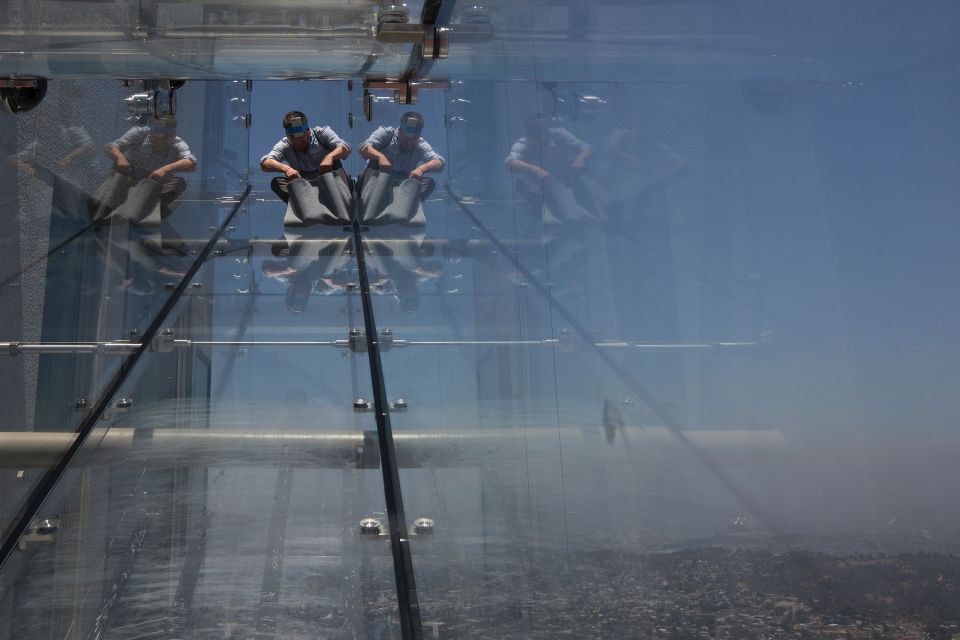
left=348, top=328, right=367, bottom=353
left=18, top=518, right=59, bottom=551
left=149, top=328, right=175, bottom=353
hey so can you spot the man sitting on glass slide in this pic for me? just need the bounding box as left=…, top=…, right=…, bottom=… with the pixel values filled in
left=260, top=110, right=352, bottom=204
left=357, top=111, right=445, bottom=203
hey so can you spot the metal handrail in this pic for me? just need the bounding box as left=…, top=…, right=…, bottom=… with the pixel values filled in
left=1, top=338, right=756, bottom=355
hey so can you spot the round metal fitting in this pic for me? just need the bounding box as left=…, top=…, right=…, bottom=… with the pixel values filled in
left=161, top=328, right=175, bottom=336
left=413, top=517, right=434, bottom=533
left=115, top=398, right=133, bottom=409
left=350, top=328, right=362, bottom=337
left=360, top=517, right=382, bottom=533
left=462, top=4, right=492, bottom=24
left=124, top=92, right=154, bottom=116
left=35, top=517, right=60, bottom=534
left=391, top=398, right=408, bottom=412
left=75, top=398, right=88, bottom=409
left=191, top=282, right=202, bottom=289
left=353, top=398, right=371, bottom=411
left=129, top=328, right=142, bottom=337
left=164, top=282, right=176, bottom=290
left=378, top=4, right=409, bottom=25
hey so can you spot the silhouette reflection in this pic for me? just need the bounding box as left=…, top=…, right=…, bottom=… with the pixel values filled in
left=90, top=115, right=197, bottom=225
left=263, top=224, right=352, bottom=313
left=506, top=115, right=605, bottom=225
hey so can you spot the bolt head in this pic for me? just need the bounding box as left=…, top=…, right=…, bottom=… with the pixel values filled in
left=35, top=518, right=60, bottom=534
left=353, top=398, right=370, bottom=410
left=115, top=398, right=133, bottom=409
left=360, top=518, right=382, bottom=533
left=414, top=517, right=434, bottom=533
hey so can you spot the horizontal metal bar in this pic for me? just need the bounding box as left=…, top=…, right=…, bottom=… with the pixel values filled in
left=1, top=339, right=757, bottom=355
left=175, top=340, right=342, bottom=348
left=0, top=427, right=785, bottom=470
left=1, top=342, right=139, bottom=355
left=0, top=27, right=371, bottom=39
left=401, top=340, right=559, bottom=347
left=594, top=341, right=758, bottom=350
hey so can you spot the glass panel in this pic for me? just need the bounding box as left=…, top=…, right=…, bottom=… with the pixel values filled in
left=0, top=0, right=410, bottom=78
left=3, top=3, right=960, bottom=638
left=365, top=53, right=960, bottom=639
left=434, top=1, right=960, bottom=82
left=0, top=200, right=404, bottom=638
left=0, top=78, right=247, bottom=538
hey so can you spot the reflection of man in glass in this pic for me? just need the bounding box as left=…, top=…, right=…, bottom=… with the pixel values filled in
left=106, top=115, right=197, bottom=218
left=7, top=124, right=99, bottom=223
left=357, top=111, right=445, bottom=201
left=505, top=115, right=605, bottom=223
left=260, top=110, right=351, bottom=203
left=9, top=124, right=96, bottom=182
left=507, top=115, right=591, bottom=182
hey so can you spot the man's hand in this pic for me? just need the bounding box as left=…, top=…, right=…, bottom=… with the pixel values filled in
left=284, top=167, right=301, bottom=180
left=570, top=159, right=586, bottom=172
left=115, top=160, right=133, bottom=176
left=149, top=168, right=168, bottom=181
left=536, top=167, right=551, bottom=179
left=409, top=167, right=424, bottom=179
left=378, top=157, right=393, bottom=173
left=319, top=157, right=334, bottom=173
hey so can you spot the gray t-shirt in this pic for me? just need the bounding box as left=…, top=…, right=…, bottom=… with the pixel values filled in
left=360, top=126, right=445, bottom=176
left=260, top=126, right=349, bottom=173
left=111, top=127, right=196, bottom=180
left=506, top=127, right=588, bottom=175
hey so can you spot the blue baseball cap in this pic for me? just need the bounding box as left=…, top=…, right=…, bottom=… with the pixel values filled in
left=285, top=116, right=308, bottom=137
left=399, top=112, right=423, bottom=135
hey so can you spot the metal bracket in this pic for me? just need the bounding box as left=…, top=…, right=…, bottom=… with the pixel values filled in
left=348, top=328, right=367, bottom=353
left=149, top=328, right=175, bottom=353
left=362, top=78, right=450, bottom=108
left=377, top=328, right=394, bottom=351
left=377, top=22, right=491, bottom=57
left=18, top=518, right=59, bottom=551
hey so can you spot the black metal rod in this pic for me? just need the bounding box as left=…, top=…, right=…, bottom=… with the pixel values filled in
left=0, top=185, right=252, bottom=568
left=349, top=222, right=423, bottom=640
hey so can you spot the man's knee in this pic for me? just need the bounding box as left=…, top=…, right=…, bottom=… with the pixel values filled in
left=270, top=176, right=290, bottom=203
left=418, top=176, right=435, bottom=200
left=161, top=176, right=187, bottom=198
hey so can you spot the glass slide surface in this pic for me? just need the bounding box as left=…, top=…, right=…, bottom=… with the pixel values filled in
left=2, top=1, right=960, bottom=639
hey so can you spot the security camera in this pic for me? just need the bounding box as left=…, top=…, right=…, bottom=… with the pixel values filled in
left=0, top=77, right=47, bottom=114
